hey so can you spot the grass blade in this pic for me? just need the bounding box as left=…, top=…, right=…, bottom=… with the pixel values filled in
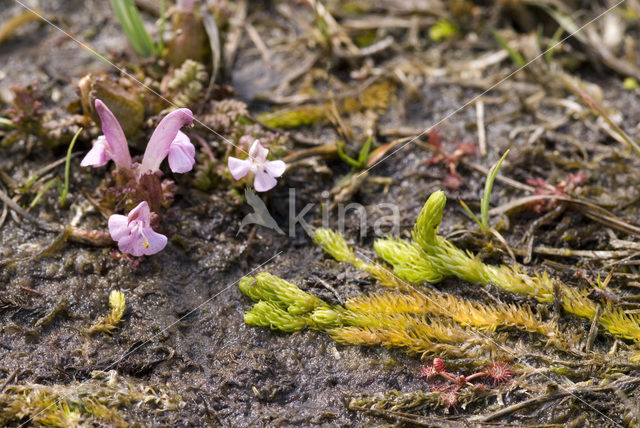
left=491, top=29, right=525, bottom=67
left=109, top=0, right=157, bottom=58
left=481, top=150, right=509, bottom=228
left=59, top=127, right=83, bottom=208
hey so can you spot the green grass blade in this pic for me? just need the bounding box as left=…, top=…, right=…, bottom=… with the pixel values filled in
left=459, top=200, right=483, bottom=231
left=544, top=26, right=564, bottom=63
left=580, top=92, right=640, bottom=157
left=357, top=136, right=373, bottom=168
left=59, top=127, right=83, bottom=208
left=109, top=0, right=157, bottom=58
left=29, top=178, right=59, bottom=210
left=336, top=141, right=361, bottom=168
left=158, top=0, right=166, bottom=53
left=491, top=29, right=525, bottom=67
left=481, top=150, right=509, bottom=228
left=0, top=117, right=17, bottom=128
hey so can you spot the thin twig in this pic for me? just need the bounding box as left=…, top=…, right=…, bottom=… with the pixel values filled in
left=476, top=100, right=487, bottom=157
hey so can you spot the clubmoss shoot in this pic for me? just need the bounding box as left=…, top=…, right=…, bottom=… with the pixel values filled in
left=88, top=290, right=126, bottom=335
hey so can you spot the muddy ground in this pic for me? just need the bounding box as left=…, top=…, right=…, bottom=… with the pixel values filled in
left=2, top=0, right=640, bottom=426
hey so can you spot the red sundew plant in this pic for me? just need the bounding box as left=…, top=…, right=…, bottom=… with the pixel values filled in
left=526, top=171, right=586, bottom=213
left=420, top=358, right=512, bottom=409
left=425, top=130, right=477, bottom=190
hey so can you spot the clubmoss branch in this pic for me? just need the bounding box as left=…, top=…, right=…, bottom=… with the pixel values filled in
left=87, top=290, right=126, bottom=335
left=383, top=191, right=640, bottom=350
left=239, top=273, right=500, bottom=358
left=315, top=227, right=558, bottom=337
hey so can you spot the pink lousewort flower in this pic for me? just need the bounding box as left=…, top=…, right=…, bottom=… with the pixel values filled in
left=81, top=99, right=195, bottom=175
left=228, top=139, right=286, bottom=192
left=81, top=100, right=132, bottom=169
left=108, top=201, right=167, bottom=257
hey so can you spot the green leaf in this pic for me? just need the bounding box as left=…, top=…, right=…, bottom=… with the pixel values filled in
left=336, top=141, right=362, bottom=168
left=481, top=150, right=509, bottom=229
left=357, top=136, right=373, bottom=167
left=429, top=19, right=459, bottom=42
left=459, top=200, right=483, bottom=231
left=544, top=26, right=565, bottom=63
left=59, top=127, right=83, bottom=208
left=109, top=0, right=157, bottom=58
left=491, top=29, right=525, bottom=67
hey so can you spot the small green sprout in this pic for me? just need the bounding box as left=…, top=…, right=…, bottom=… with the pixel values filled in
left=429, top=19, right=459, bottom=42
left=623, top=77, right=639, bottom=91
left=336, top=136, right=373, bottom=169
left=491, top=29, right=525, bottom=67
left=313, top=228, right=357, bottom=264
left=58, top=127, right=82, bottom=208
left=28, top=178, right=58, bottom=210
left=480, top=149, right=509, bottom=230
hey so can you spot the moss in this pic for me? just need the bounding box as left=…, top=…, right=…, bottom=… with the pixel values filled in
left=355, top=30, right=377, bottom=47
left=257, top=105, right=328, bottom=129
left=0, top=370, right=182, bottom=427
left=87, top=290, right=126, bottom=335
left=343, top=79, right=395, bottom=113
left=257, top=79, right=395, bottom=129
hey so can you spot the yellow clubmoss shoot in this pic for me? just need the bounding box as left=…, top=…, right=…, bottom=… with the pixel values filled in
left=314, top=228, right=357, bottom=264
left=316, top=228, right=558, bottom=337
left=88, top=290, right=126, bottom=335
left=399, top=191, right=640, bottom=347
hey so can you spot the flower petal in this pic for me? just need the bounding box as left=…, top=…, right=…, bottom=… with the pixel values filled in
left=141, top=108, right=194, bottom=174
left=167, top=131, right=196, bottom=173
left=108, top=214, right=130, bottom=241
left=117, top=232, right=147, bottom=257
left=141, top=227, right=167, bottom=255
left=248, top=140, right=268, bottom=163
left=264, top=160, right=286, bottom=178
left=127, top=201, right=151, bottom=227
left=228, top=157, right=251, bottom=180
left=94, top=99, right=132, bottom=168
left=80, top=136, right=110, bottom=167
left=254, top=168, right=278, bottom=192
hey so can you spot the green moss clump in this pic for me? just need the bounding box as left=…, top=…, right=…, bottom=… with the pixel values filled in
left=0, top=371, right=183, bottom=427
left=257, top=105, right=328, bottom=129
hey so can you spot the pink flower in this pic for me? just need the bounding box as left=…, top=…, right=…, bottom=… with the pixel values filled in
left=228, top=139, right=286, bottom=192
left=81, top=100, right=132, bottom=169
left=140, top=109, right=195, bottom=175
left=81, top=99, right=195, bottom=175
left=108, top=201, right=167, bottom=257
left=167, top=131, right=196, bottom=173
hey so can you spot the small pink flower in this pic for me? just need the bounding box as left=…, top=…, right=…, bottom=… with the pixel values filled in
left=81, top=99, right=195, bottom=176
left=228, top=139, right=286, bottom=192
left=167, top=131, right=196, bottom=173
left=140, top=108, right=195, bottom=175
left=108, top=201, right=167, bottom=257
left=80, top=135, right=110, bottom=167
left=81, top=100, right=132, bottom=169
